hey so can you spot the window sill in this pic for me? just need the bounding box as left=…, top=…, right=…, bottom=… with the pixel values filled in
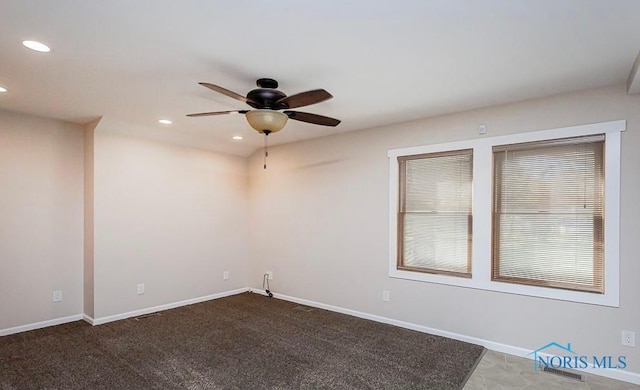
left=389, top=267, right=618, bottom=307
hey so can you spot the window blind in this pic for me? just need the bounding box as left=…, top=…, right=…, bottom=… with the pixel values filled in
left=492, top=135, right=605, bottom=293
left=398, top=149, right=473, bottom=277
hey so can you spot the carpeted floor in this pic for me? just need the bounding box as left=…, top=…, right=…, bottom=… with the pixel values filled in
left=0, top=292, right=484, bottom=389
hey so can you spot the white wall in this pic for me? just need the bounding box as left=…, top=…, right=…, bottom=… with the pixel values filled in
left=1, top=112, right=252, bottom=329
left=0, top=109, right=84, bottom=330
left=92, top=129, right=249, bottom=319
left=248, top=84, right=640, bottom=373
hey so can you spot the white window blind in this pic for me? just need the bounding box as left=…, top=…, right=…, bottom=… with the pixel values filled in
left=492, top=135, right=605, bottom=293
left=398, top=149, right=473, bottom=277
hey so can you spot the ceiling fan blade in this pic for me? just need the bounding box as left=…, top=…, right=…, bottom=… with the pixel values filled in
left=186, top=110, right=248, bottom=117
left=284, top=111, right=341, bottom=127
left=199, top=82, right=257, bottom=106
left=276, top=89, right=333, bottom=109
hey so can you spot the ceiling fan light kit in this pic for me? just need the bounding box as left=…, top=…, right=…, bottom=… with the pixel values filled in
left=245, top=109, right=288, bottom=134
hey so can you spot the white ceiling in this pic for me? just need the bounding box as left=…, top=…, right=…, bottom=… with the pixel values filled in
left=1, top=1, right=639, bottom=156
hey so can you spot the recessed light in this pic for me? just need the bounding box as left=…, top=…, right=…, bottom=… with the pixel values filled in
left=22, top=40, right=51, bottom=53
left=0, top=86, right=7, bottom=93
left=232, top=136, right=243, bottom=140
left=158, top=119, right=172, bottom=125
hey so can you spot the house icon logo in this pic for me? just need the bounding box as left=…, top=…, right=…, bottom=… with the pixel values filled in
left=528, top=342, right=627, bottom=371
left=528, top=342, right=577, bottom=371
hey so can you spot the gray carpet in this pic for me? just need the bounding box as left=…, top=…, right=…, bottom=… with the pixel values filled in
left=0, top=292, right=484, bottom=389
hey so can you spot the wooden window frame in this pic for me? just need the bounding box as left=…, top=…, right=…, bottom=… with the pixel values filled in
left=491, top=135, right=605, bottom=293
left=397, top=149, right=473, bottom=278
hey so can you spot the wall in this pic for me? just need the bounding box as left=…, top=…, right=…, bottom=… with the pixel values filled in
left=248, top=84, right=640, bottom=373
left=0, top=109, right=84, bottom=330
left=1, top=112, right=252, bottom=329
left=91, top=129, right=249, bottom=319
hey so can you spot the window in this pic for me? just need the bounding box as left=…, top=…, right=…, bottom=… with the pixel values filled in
left=398, top=150, right=472, bottom=277
left=388, top=120, right=624, bottom=307
left=492, top=136, right=604, bottom=293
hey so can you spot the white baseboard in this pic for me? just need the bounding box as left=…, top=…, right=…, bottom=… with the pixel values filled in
left=0, top=314, right=84, bottom=337
left=88, top=288, right=249, bottom=326
left=250, top=288, right=640, bottom=385
left=1, top=289, right=249, bottom=334
left=4, top=288, right=638, bottom=385
left=82, top=314, right=95, bottom=324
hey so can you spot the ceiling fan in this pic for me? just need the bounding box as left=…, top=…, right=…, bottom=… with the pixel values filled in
left=187, top=78, right=341, bottom=136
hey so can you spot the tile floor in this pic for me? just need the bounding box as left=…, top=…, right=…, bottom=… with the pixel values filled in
left=464, top=350, right=640, bottom=390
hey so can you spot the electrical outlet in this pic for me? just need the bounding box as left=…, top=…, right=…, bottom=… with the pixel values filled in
left=479, top=124, right=488, bottom=135
left=382, top=290, right=390, bottom=302
left=223, top=271, right=229, bottom=280
left=137, top=283, right=145, bottom=295
left=622, top=330, right=636, bottom=347
left=52, top=290, right=62, bottom=302
left=266, top=271, right=273, bottom=280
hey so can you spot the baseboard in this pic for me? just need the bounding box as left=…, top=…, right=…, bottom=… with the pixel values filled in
left=82, top=314, right=95, bottom=325
left=3, top=288, right=250, bottom=334
left=5, top=288, right=638, bottom=385
left=89, top=288, right=249, bottom=326
left=250, top=288, right=640, bottom=385
left=0, top=314, right=84, bottom=337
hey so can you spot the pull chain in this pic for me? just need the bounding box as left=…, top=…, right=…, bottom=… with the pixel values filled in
left=263, top=131, right=270, bottom=169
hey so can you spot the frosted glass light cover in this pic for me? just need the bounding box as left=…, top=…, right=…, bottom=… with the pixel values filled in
left=245, top=110, right=288, bottom=133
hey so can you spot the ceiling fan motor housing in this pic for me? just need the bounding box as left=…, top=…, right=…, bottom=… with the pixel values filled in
left=246, top=88, right=287, bottom=109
